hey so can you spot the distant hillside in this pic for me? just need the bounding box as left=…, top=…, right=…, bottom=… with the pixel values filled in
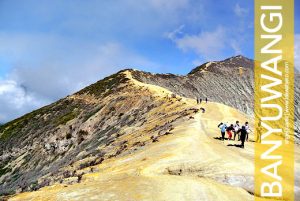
left=131, top=55, right=254, bottom=115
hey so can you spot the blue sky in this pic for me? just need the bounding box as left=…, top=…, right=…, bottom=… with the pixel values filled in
left=0, top=0, right=299, bottom=122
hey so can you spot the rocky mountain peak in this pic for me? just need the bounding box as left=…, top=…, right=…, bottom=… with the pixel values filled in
left=189, top=55, right=253, bottom=75
left=222, top=55, right=253, bottom=67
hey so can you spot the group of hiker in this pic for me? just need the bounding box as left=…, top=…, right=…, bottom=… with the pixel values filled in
left=196, top=97, right=208, bottom=104
left=194, top=97, right=250, bottom=148
left=217, top=121, right=251, bottom=148
left=196, top=97, right=208, bottom=113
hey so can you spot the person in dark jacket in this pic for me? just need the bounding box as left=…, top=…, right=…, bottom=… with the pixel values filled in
left=238, top=126, right=247, bottom=148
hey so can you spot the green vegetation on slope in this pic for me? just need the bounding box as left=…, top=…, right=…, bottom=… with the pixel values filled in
left=54, top=109, right=80, bottom=126
left=0, top=71, right=129, bottom=142
left=0, top=105, right=51, bottom=141
left=76, top=71, right=130, bottom=97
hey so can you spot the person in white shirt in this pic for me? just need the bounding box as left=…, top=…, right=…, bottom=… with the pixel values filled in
left=244, top=122, right=251, bottom=141
left=233, top=121, right=240, bottom=141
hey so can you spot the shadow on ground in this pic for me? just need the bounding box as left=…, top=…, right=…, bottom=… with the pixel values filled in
left=227, top=144, right=244, bottom=148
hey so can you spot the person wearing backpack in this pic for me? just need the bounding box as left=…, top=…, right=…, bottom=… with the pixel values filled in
left=226, top=124, right=234, bottom=140
left=218, top=122, right=227, bottom=141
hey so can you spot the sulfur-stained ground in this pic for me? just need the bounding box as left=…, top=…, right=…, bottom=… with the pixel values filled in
left=9, top=72, right=300, bottom=201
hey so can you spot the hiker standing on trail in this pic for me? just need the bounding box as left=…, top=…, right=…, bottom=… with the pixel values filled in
left=238, top=126, right=247, bottom=148
left=205, top=97, right=208, bottom=103
left=226, top=124, right=234, bottom=140
left=233, top=121, right=240, bottom=141
left=218, top=122, right=227, bottom=141
left=244, top=122, right=251, bottom=141
left=196, top=98, right=199, bottom=104
left=200, top=98, right=202, bottom=104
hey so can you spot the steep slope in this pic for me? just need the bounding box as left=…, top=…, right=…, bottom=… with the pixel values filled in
left=130, top=55, right=300, bottom=140
left=0, top=70, right=198, bottom=198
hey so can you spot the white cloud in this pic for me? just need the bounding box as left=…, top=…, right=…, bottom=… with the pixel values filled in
left=0, top=33, right=160, bottom=123
left=0, top=0, right=202, bottom=123
left=0, top=80, right=37, bottom=109
left=165, top=25, right=185, bottom=40
left=0, top=80, right=48, bottom=122
left=234, top=3, right=248, bottom=17
left=168, top=26, right=228, bottom=60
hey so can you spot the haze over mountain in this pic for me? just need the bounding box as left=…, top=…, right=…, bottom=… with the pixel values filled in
left=1, top=55, right=299, bottom=201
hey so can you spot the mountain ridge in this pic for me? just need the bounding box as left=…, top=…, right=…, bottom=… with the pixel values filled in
left=0, top=55, right=299, bottom=200
left=0, top=70, right=195, bottom=197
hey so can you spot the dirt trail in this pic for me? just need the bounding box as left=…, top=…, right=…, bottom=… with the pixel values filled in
left=10, top=99, right=259, bottom=201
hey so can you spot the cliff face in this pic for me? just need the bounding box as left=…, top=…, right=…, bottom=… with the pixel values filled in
left=0, top=55, right=299, bottom=200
